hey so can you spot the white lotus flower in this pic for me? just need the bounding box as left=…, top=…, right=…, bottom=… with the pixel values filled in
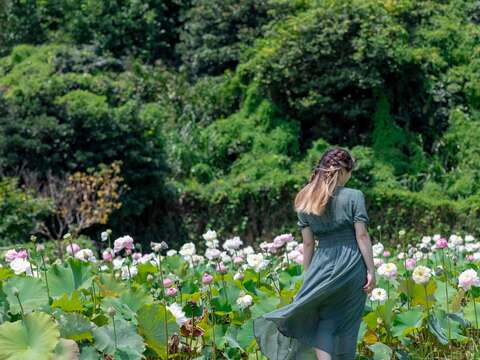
left=449, top=234, right=463, bottom=247
left=377, top=263, right=397, bottom=279
left=121, top=265, right=138, bottom=280
left=112, top=257, right=125, bottom=270
left=465, top=235, right=475, bottom=243
left=421, top=236, right=432, bottom=245
left=286, top=241, right=299, bottom=251
left=75, top=249, right=95, bottom=262
left=220, top=251, right=232, bottom=263
left=412, top=265, right=432, bottom=285
left=222, top=236, right=243, bottom=251
left=101, top=231, right=109, bottom=242
left=166, top=249, right=178, bottom=256
left=236, top=294, right=253, bottom=309
left=247, top=253, right=269, bottom=272
left=167, top=302, right=188, bottom=326
left=9, top=258, right=31, bottom=275
left=202, top=230, right=217, bottom=242
left=179, top=242, right=196, bottom=257
left=240, top=246, right=255, bottom=256
left=205, top=248, right=221, bottom=260
left=369, top=288, right=387, bottom=303
left=372, top=243, right=384, bottom=257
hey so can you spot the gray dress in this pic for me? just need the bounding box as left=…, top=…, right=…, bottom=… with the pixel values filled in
left=253, top=186, right=369, bottom=360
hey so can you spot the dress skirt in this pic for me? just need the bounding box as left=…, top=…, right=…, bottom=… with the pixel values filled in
left=253, top=227, right=368, bottom=360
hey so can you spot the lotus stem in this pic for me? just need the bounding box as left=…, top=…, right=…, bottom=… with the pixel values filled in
left=13, top=289, right=24, bottom=317
left=406, top=269, right=411, bottom=310
left=155, top=249, right=168, bottom=358
left=473, top=292, right=479, bottom=329
left=423, top=284, right=430, bottom=318
left=40, top=253, right=51, bottom=302
left=189, top=302, right=195, bottom=360
left=441, top=251, right=451, bottom=340
left=155, top=254, right=166, bottom=301
left=112, top=317, right=118, bottom=350
left=208, top=283, right=216, bottom=360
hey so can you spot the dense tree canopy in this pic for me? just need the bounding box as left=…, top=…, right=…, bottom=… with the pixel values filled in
left=0, top=0, right=480, bottom=246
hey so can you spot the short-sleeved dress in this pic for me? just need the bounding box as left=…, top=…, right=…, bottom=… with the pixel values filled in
left=253, top=186, right=369, bottom=360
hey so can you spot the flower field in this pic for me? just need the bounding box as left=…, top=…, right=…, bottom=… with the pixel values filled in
left=1, top=230, right=480, bottom=359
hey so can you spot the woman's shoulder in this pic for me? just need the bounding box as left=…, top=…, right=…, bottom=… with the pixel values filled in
left=336, top=186, right=364, bottom=198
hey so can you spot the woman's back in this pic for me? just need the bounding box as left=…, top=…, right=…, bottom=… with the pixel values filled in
left=296, top=186, right=369, bottom=238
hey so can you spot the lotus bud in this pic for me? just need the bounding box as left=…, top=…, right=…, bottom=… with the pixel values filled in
left=106, top=306, right=116, bottom=317
left=30, top=235, right=37, bottom=243
left=11, top=287, right=19, bottom=297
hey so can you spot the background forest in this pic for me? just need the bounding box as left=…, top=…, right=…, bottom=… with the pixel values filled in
left=1, top=0, right=480, bottom=249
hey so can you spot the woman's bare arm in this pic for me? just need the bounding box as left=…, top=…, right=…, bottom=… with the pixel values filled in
left=300, top=226, right=315, bottom=271
left=354, top=222, right=376, bottom=292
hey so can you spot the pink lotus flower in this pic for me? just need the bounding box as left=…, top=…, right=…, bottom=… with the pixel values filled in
left=163, top=278, right=174, bottom=287
left=216, top=262, right=228, bottom=274
left=436, top=238, right=448, bottom=249
left=273, top=234, right=293, bottom=248
left=102, top=249, right=114, bottom=262
left=132, top=252, right=142, bottom=261
left=166, top=287, right=178, bottom=297
left=66, top=243, right=80, bottom=255
left=233, top=256, right=244, bottom=265
left=265, top=243, right=279, bottom=254
left=458, top=269, right=480, bottom=291
left=383, top=250, right=391, bottom=257
left=405, top=258, right=416, bottom=271
left=466, top=254, right=475, bottom=261
left=373, top=258, right=384, bottom=267
left=202, top=273, right=214, bottom=284
left=4, top=249, right=19, bottom=262
left=297, top=244, right=304, bottom=254
left=294, top=254, right=304, bottom=265
left=113, top=235, right=134, bottom=253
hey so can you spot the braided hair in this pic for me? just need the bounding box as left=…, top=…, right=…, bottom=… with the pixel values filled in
left=294, top=147, right=354, bottom=215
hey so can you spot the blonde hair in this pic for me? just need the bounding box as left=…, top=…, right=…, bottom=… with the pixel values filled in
left=294, top=147, right=354, bottom=215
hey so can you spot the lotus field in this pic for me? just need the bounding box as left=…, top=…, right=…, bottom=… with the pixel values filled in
left=1, top=229, right=480, bottom=359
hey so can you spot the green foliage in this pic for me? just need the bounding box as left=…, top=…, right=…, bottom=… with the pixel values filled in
left=177, top=0, right=272, bottom=77
left=1, top=0, right=480, bottom=243
left=0, top=45, right=171, bottom=243
left=0, top=312, right=60, bottom=360
left=0, top=178, right=52, bottom=245
left=0, top=0, right=188, bottom=62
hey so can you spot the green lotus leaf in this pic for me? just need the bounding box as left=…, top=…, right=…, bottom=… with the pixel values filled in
left=92, top=318, right=144, bottom=359
left=52, top=291, right=84, bottom=313
left=54, top=310, right=95, bottom=342
left=97, top=274, right=127, bottom=297
left=427, top=309, right=467, bottom=344
left=47, top=258, right=93, bottom=298
left=391, top=309, right=424, bottom=338
left=250, top=295, right=280, bottom=318
left=3, top=276, right=49, bottom=315
left=100, top=285, right=153, bottom=323
left=233, top=319, right=255, bottom=350
left=367, top=342, right=393, bottom=360
left=433, top=279, right=457, bottom=309
left=53, top=338, right=80, bottom=360
left=0, top=311, right=60, bottom=360
left=0, top=268, right=13, bottom=281
left=79, top=346, right=101, bottom=360
left=463, top=301, right=480, bottom=329
left=137, top=303, right=179, bottom=358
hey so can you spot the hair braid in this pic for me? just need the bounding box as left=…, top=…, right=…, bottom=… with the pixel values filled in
left=296, top=147, right=354, bottom=215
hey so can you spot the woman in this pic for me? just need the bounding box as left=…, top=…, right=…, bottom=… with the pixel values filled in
left=253, top=147, right=376, bottom=360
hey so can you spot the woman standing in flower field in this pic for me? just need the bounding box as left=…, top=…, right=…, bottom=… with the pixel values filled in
left=253, top=147, right=376, bottom=360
